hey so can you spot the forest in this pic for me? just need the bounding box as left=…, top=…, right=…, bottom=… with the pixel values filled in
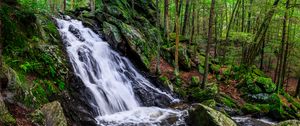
left=0, top=0, right=300, bottom=126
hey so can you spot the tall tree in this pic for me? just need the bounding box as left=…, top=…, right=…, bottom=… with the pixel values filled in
left=182, top=0, right=190, bottom=35
left=164, top=0, right=170, bottom=41
left=224, top=0, right=241, bottom=61
left=202, top=0, right=215, bottom=88
left=90, top=0, right=95, bottom=12
left=247, top=0, right=253, bottom=33
left=277, top=0, right=290, bottom=91
left=242, top=0, right=281, bottom=66
left=296, top=77, right=300, bottom=98
left=175, top=0, right=180, bottom=75
left=189, top=2, right=196, bottom=44
left=156, top=0, right=161, bottom=74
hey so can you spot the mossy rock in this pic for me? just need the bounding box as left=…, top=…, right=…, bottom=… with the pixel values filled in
left=102, top=21, right=122, bottom=49
left=219, top=95, right=237, bottom=108
left=276, top=120, right=300, bottom=126
left=190, top=76, right=200, bottom=87
left=30, top=109, right=45, bottom=126
left=189, top=83, right=218, bottom=102
left=255, top=77, right=276, bottom=93
left=188, top=104, right=237, bottom=126
left=241, top=103, right=261, bottom=114
left=201, top=99, right=217, bottom=108
left=40, top=101, right=67, bottom=126
left=0, top=95, right=16, bottom=125
left=159, top=76, right=173, bottom=91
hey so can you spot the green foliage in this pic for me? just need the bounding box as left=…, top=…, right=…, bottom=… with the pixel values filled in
left=189, top=84, right=218, bottom=102
left=241, top=103, right=261, bottom=114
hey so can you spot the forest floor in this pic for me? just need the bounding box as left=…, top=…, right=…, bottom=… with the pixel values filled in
left=150, top=57, right=298, bottom=107
left=149, top=57, right=246, bottom=105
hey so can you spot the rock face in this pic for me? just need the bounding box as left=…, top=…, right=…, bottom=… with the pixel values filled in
left=187, top=104, right=237, bottom=126
left=276, top=120, right=300, bottom=126
left=40, top=101, right=67, bottom=126
left=0, top=95, right=16, bottom=125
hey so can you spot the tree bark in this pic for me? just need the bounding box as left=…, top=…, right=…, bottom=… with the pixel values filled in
left=189, top=3, right=195, bottom=45
left=243, top=0, right=280, bottom=66
left=202, top=0, right=215, bottom=88
left=182, top=0, right=190, bottom=35
left=175, top=0, right=180, bottom=75
left=247, top=0, right=253, bottom=33
left=296, top=78, right=300, bottom=98
left=224, top=0, right=241, bottom=61
left=277, top=0, right=289, bottom=92
left=164, top=0, right=169, bottom=41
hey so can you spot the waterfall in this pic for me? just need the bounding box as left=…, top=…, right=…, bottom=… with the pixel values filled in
left=56, top=17, right=186, bottom=126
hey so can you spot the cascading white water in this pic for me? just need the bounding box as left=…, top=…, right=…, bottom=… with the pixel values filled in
left=56, top=17, right=186, bottom=125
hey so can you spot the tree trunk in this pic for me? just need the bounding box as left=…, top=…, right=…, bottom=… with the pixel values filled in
left=243, top=0, right=280, bottom=66
left=164, top=0, right=169, bottom=41
left=189, top=3, right=195, bottom=45
left=241, top=0, right=245, bottom=32
left=156, top=0, right=161, bottom=74
left=175, top=0, right=180, bottom=75
left=182, top=0, right=190, bottom=36
left=202, top=0, right=215, bottom=88
left=90, top=0, right=95, bottom=12
left=260, top=36, right=265, bottom=70
left=296, top=77, right=300, bottom=98
left=277, top=0, right=289, bottom=92
left=247, top=0, right=253, bottom=33
left=224, top=0, right=241, bottom=61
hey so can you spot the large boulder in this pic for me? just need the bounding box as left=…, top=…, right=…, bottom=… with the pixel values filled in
left=40, top=101, right=67, bottom=126
left=276, top=120, right=300, bottom=126
left=187, top=104, right=237, bottom=126
left=0, top=95, right=16, bottom=125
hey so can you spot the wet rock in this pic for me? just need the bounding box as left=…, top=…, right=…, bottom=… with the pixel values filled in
left=102, top=22, right=123, bottom=49
left=69, top=25, right=85, bottom=41
left=276, top=120, right=300, bottom=126
left=0, top=95, right=16, bottom=125
left=187, top=103, right=237, bottom=126
left=40, top=101, right=67, bottom=126
left=60, top=76, right=98, bottom=126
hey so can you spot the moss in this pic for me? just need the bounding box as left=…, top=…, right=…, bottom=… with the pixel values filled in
left=1, top=5, right=69, bottom=108
left=201, top=99, right=216, bottom=108
left=211, top=64, right=221, bottom=73
left=221, top=95, right=237, bottom=108
left=169, top=33, right=189, bottom=43
left=30, top=109, right=45, bottom=125
left=0, top=113, right=16, bottom=125
left=190, top=76, right=200, bottom=87
left=241, top=103, right=261, bottom=114
left=189, top=84, right=218, bottom=102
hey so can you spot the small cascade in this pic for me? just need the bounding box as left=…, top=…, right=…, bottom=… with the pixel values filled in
left=56, top=17, right=186, bottom=126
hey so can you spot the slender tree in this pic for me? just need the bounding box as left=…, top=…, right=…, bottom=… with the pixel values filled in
left=243, top=0, right=281, bottom=66
left=164, top=0, right=170, bottom=41
left=277, top=0, right=290, bottom=92
left=175, top=0, right=180, bottom=75
left=202, top=0, right=215, bottom=88
left=182, top=0, right=190, bottom=35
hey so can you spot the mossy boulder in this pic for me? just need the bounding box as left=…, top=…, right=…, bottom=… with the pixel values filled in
left=0, top=95, right=16, bottom=125
left=241, top=103, right=261, bottom=114
left=30, top=109, right=45, bottom=126
left=276, top=120, right=300, bottom=126
left=40, top=101, right=67, bottom=126
left=102, top=21, right=123, bottom=49
left=190, top=76, right=200, bottom=87
left=188, top=104, right=237, bottom=126
left=189, top=83, right=218, bottom=102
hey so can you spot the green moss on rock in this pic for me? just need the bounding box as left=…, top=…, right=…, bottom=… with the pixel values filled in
left=188, top=104, right=237, bottom=126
